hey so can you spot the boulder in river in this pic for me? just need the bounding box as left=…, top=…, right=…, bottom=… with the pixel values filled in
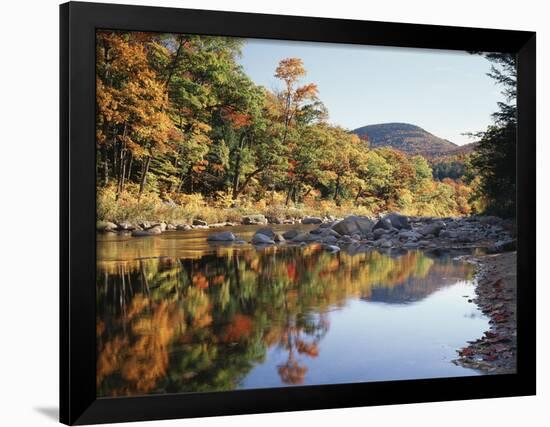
left=332, top=215, right=374, bottom=236
left=146, top=225, right=163, bottom=235
left=282, top=229, right=300, bottom=240
left=242, top=214, right=268, bottom=225
left=176, top=224, right=192, bottom=231
left=380, top=239, right=393, bottom=248
left=97, top=221, right=118, bottom=232
left=273, top=233, right=286, bottom=243
left=385, top=213, right=412, bottom=230
left=293, top=232, right=319, bottom=243
left=251, top=233, right=275, bottom=245
left=399, top=230, right=422, bottom=241
left=373, top=228, right=388, bottom=239
left=207, top=231, right=236, bottom=241
left=255, top=228, right=276, bottom=239
left=116, top=221, right=136, bottom=231
left=193, top=219, right=208, bottom=226
left=418, top=221, right=445, bottom=237
left=301, top=216, right=323, bottom=224
left=373, top=218, right=393, bottom=231
left=321, top=235, right=338, bottom=244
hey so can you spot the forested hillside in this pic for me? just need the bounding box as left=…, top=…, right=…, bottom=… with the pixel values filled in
left=96, top=31, right=505, bottom=224
left=352, top=123, right=458, bottom=157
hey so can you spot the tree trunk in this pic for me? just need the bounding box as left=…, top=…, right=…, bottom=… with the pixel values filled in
left=232, top=133, right=247, bottom=200
left=176, top=167, right=187, bottom=193
left=126, top=152, right=133, bottom=181
left=285, top=184, right=293, bottom=206
left=355, top=188, right=362, bottom=202
left=101, top=143, right=109, bottom=186
left=234, top=168, right=263, bottom=199
left=333, top=175, right=341, bottom=201
left=138, top=155, right=151, bottom=199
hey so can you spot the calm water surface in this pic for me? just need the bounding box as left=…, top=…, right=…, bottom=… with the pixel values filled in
left=96, top=225, right=488, bottom=397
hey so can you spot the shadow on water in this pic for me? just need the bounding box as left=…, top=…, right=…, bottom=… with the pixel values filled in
left=96, top=227, right=485, bottom=397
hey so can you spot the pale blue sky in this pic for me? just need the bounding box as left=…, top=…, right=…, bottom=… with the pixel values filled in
left=239, top=39, right=504, bottom=145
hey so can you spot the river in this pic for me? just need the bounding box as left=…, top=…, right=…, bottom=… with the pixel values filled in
left=96, top=224, right=488, bottom=397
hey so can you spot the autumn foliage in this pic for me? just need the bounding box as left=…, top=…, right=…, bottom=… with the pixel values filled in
left=96, top=30, right=479, bottom=224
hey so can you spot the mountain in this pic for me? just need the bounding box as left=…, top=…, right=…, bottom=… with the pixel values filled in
left=352, top=123, right=461, bottom=158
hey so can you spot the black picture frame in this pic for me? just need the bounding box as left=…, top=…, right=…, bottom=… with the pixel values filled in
left=60, top=1, right=536, bottom=425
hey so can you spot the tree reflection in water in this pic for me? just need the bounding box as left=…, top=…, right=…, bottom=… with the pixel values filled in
left=96, top=245, right=474, bottom=396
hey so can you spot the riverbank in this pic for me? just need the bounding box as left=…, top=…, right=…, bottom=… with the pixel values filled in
left=97, top=213, right=516, bottom=254
left=453, top=251, right=517, bottom=374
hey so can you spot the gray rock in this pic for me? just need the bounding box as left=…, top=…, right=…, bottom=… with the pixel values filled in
left=166, top=223, right=177, bottom=231
left=320, top=228, right=341, bottom=238
left=116, top=222, right=136, bottom=231
left=399, top=230, right=421, bottom=241
left=207, top=231, right=236, bottom=241
left=176, top=224, right=192, bottom=231
left=293, top=233, right=319, bottom=243
left=385, top=213, right=411, bottom=230
left=282, top=229, right=300, bottom=240
left=273, top=233, right=286, bottom=243
left=380, top=240, right=393, bottom=248
left=487, top=239, right=516, bottom=253
left=339, top=235, right=356, bottom=244
left=373, top=218, right=393, bottom=231
left=456, top=232, right=474, bottom=243
left=309, top=227, right=325, bottom=235
left=192, top=219, right=208, bottom=226
left=146, top=225, right=163, bottom=235
left=267, top=216, right=283, bottom=224
left=301, top=216, right=323, bottom=224
left=251, top=233, right=275, bottom=245
left=403, top=241, right=419, bottom=249
left=97, top=221, right=118, bottom=232
left=321, top=235, right=338, bottom=244
left=323, top=244, right=341, bottom=253
left=332, top=215, right=374, bottom=236
left=479, top=216, right=502, bottom=226
left=439, top=230, right=456, bottom=239
left=373, top=228, right=388, bottom=239
left=418, top=221, right=445, bottom=237
left=159, top=222, right=167, bottom=232
left=255, top=228, right=276, bottom=239
left=242, top=214, right=268, bottom=225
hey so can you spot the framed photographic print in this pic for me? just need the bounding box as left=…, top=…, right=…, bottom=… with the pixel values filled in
left=60, top=1, right=536, bottom=425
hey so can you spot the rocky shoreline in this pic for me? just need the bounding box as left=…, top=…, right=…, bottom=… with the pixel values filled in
left=97, top=212, right=516, bottom=254
left=453, top=251, right=517, bottom=374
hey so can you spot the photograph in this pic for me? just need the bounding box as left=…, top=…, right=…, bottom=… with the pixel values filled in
left=95, top=30, right=518, bottom=398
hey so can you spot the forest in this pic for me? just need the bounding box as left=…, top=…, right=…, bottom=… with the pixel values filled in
left=96, top=31, right=516, bottom=224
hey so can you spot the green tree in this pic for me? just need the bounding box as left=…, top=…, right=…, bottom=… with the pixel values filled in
left=470, top=53, right=516, bottom=217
